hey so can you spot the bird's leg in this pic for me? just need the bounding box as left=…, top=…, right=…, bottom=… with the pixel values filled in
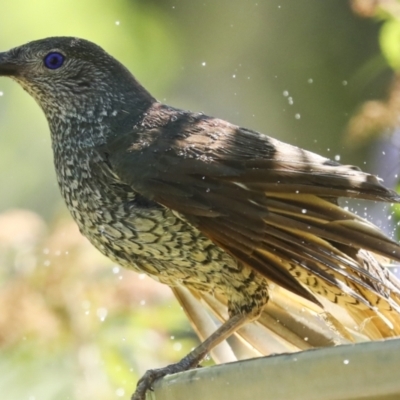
left=131, top=313, right=250, bottom=400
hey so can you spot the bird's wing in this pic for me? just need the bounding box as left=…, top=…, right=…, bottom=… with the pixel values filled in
left=104, top=111, right=400, bottom=316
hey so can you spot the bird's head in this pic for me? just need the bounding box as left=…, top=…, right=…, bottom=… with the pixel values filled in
left=0, top=37, right=154, bottom=123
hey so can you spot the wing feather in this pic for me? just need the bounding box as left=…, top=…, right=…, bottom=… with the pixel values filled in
left=105, top=108, right=400, bottom=328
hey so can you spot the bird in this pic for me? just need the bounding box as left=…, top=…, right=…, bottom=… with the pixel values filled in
left=1, top=37, right=400, bottom=399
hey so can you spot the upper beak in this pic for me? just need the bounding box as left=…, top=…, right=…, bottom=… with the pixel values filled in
left=0, top=52, right=17, bottom=76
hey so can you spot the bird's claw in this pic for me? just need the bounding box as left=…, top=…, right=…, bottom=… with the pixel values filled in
left=131, top=357, right=201, bottom=400
left=131, top=369, right=162, bottom=400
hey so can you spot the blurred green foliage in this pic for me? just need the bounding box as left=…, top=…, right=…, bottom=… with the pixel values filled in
left=380, top=19, right=400, bottom=70
left=0, top=1, right=398, bottom=399
left=0, top=210, right=196, bottom=399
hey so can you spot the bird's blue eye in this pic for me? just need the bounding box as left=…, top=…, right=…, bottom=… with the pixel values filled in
left=44, top=52, right=65, bottom=69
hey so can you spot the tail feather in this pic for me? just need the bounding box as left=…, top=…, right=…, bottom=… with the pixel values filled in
left=171, top=286, right=239, bottom=363
left=172, top=284, right=359, bottom=362
left=172, top=266, right=400, bottom=364
left=202, top=291, right=306, bottom=353
left=172, top=183, right=400, bottom=362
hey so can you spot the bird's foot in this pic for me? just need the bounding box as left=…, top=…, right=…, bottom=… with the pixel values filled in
left=131, top=314, right=248, bottom=399
left=131, top=354, right=201, bottom=400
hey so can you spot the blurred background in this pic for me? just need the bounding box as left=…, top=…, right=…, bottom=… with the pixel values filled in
left=1, top=0, right=400, bottom=399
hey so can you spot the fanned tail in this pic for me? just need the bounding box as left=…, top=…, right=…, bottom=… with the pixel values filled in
left=172, top=284, right=358, bottom=362
left=172, top=256, right=400, bottom=363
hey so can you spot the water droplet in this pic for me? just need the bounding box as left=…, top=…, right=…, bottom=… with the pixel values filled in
left=343, top=359, right=349, bottom=365
left=302, top=209, right=307, bottom=214
left=342, top=80, right=348, bottom=86
left=201, top=62, right=206, bottom=66
left=115, top=21, right=120, bottom=26
left=0, top=91, right=3, bottom=96
left=112, top=266, right=120, bottom=274
left=116, top=388, right=125, bottom=397
left=96, top=307, right=108, bottom=322
left=295, top=113, right=301, bottom=119
left=307, top=78, right=313, bottom=84
left=283, top=90, right=289, bottom=97
left=173, top=342, right=182, bottom=351
left=334, top=155, right=341, bottom=161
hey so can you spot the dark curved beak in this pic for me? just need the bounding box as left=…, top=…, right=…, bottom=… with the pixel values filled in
left=0, top=52, right=17, bottom=76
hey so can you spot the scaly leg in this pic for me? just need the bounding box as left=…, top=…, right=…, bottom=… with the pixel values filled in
left=131, top=313, right=249, bottom=400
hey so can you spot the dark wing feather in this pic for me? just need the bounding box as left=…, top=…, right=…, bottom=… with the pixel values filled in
left=104, top=107, right=400, bottom=310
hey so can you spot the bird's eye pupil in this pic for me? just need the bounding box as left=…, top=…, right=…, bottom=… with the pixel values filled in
left=44, top=52, right=65, bottom=70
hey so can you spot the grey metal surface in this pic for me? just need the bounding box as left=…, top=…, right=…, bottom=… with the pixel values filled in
left=148, top=337, right=400, bottom=400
